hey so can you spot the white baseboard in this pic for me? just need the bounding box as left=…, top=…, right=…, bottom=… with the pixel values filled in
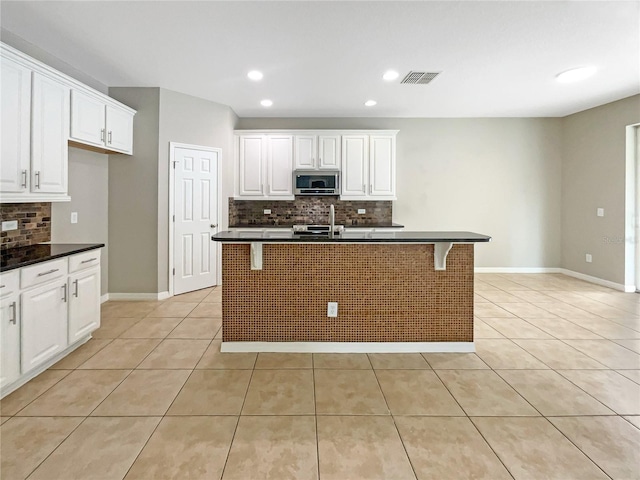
left=221, top=341, right=475, bottom=353
left=107, top=292, right=169, bottom=301
left=475, top=267, right=562, bottom=273
left=558, top=268, right=634, bottom=292
left=100, top=293, right=109, bottom=304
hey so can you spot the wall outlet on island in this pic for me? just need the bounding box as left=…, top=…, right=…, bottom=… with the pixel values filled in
left=585, top=253, right=592, bottom=263
left=357, top=208, right=366, bottom=214
left=327, top=302, right=338, bottom=318
left=263, top=209, right=271, bottom=215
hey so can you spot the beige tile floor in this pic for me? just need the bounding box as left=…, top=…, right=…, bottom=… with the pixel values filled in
left=1, top=273, right=639, bottom=479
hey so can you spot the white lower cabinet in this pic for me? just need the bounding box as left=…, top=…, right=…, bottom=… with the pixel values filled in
left=68, top=267, right=100, bottom=343
left=0, top=248, right=102, bottom=397
left=0, top=293, right=21, bottom=389
left=20, top=278, right=68, bottom=373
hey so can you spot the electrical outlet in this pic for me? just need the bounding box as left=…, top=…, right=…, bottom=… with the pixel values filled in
left=597, top=208, right=604, bottom=217
left=1, top=220, right=18, bottom=231
left=263, top=209, right=271, bottom=215
left=357, top=208, right=366, bottom=214
left=327, top=302, right=338, bottom=317
left=586, top=254, right=592, bottom=263
left=71, top=212, right=78, bottom=224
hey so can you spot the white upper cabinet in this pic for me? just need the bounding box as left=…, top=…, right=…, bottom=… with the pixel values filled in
left=1, top=56, right=31, bottom=193
left=0, top=42, right=136, bottom=203
left=31, top=72, right=70, bottom=194
left=341, top=132, right=397, bottom=200
left=267, top=135, right=294, bottom=197
left=70, top=91, right=135, bottom=155
left=69, top=90, right=104, bottom=147
left=294, top=133, right=340, bottom=170
left=238, top=135, right=265, bottom=197
left=341, top=135, right=369, bottom=198
left=369, top=134, right=396, bottom=198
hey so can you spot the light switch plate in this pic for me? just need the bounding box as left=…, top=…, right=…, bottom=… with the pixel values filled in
left=263, top=209, right=271, bottom=215
left=1, top=220, right=18, bottom=231
left=71, top=212, right=78, bottom=224
left=586, top=254, right=592, bottom=263
left=597, top=208, right=604, bottom=217
left=357, top=209, right=366, bottom=214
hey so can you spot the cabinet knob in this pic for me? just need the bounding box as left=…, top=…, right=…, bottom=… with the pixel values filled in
left=210, top=224, right=217, bottom=229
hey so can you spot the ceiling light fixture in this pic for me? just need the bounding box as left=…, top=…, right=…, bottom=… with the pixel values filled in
left=260, top=99, right=273, bottom=107
left=555, top=66, right=597, bottom=83
left=247, top=70, right=263, bottom=81
left=383, top=70, right=399, bottom=81
left=364, top=100, right=377, bottom=107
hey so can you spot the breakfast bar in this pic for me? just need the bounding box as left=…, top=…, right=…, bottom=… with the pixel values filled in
left=212, top=231, right=491, bottom=353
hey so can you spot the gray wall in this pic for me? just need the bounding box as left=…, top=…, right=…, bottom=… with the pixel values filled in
left=561, top=94, right=640, bottom=285
left=108, top=87, right=160, bottom=294
left=157, top=89, right=238, bottom=293
left=51, top=148, right=109, bottom=295
left=237, top=117, right=563, bottom=268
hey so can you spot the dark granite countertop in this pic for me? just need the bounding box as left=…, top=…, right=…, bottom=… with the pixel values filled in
left=213, top=231, right=491, bottom=243
left=1, top=243, right=104, bottom=272
left=228, top=223, right=405, bottom=229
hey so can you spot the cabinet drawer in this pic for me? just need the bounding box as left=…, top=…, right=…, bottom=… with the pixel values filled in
left=21, top=258, right=68, bottom=289
left=0, top=270, right=19, bottom=298
left=69, top=249, right=101, bottom=273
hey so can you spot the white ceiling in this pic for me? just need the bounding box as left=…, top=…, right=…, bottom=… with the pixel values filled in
left=1, top=1, right=639, bottom=118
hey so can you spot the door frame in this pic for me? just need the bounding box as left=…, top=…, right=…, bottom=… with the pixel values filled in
left=624, top=123, right=640, bottom=292
left=168, top=142, right=223, bottom=297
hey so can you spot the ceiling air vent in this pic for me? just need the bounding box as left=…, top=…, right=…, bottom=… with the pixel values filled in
left=400, top=71, right=441, bottom=85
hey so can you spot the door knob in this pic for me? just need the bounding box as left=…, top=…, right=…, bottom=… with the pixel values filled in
left=210, top=224, right=217, bottom=228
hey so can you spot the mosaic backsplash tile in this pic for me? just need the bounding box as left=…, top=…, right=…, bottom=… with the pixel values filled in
left=0, top=203, right=51, bottom=250
left=229, top=197, right=393, bottom=226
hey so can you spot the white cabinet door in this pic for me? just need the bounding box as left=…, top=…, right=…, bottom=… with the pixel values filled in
left=105, top=105, right=134, bottom=154
left=238, top=135, right=265, bottom=197
left=1, top=57, right=31, bottom=193
left=68, top=267, right=100, bottom=343
left=341, top=135, right=368, bottom=198
left=70, top=90, right=105, bottom=147
left=31, top=73, right=70, bottom=194
left=267, top=135, right=294, bottom=197
left=21, top=279, right=68, bottom=373
left=0, top=294, right=21, bottom=389
left=318, top=135, right=340, bottom=170
left=294, top=135, right=316, bottom=169
left=369, top=135, right=395, bottom=198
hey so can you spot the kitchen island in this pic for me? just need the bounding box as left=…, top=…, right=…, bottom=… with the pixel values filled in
left=212, top=231, right=491, bottom=353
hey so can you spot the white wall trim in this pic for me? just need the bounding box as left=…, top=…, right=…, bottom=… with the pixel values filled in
left=221, top=341, right=475, bottom=353
left=558, top=268, right=634, bottom=292
left=108, top=292, right=168, bottom=301
left=100, top=293, right=109, bottom=303
left=475, top=267, right=562, bottom=274
left=625, top=123, right=640, bottom=291
left=168, top=142, right=223, bottom=297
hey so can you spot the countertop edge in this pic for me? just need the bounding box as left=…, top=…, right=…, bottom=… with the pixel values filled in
left=1, top=243, right=105, bottom=272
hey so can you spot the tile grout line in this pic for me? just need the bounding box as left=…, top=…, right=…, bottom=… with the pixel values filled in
left=311, top=353, right=321, bottom=480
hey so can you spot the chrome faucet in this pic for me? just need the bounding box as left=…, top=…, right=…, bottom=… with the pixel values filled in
left=329, top=204, right=335, bottom=238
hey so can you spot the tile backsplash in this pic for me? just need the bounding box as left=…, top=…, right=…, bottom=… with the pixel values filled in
left=229, top=197, right=392, bottom=226
left=0, top=203, right=52, bottom=250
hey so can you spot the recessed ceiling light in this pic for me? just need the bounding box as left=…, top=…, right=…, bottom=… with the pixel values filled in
left=383, top=70, right=399, bottom=81
left=247, top=70, right=263, bottom=81
left=556, top=66, right=597, bottom=83
left=364, top=100, right=377, bottom=107
left=260, top=99, right=273, bottom=107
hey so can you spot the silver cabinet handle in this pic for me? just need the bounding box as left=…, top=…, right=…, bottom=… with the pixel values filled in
left=81, top=258, right=97, bottom=264
left=9, top=301, right=16, bottom=325
left=370, top=184, right=373, bottom=194
left=62, top=284, right=67, bottom=302
left=37, top=268, right=59, bottom=277
left=0, top=285, right=5, bottom=289
left=362, top=183, right=365, bottom=193
left=73, top=279, right=79, bottom=297
left=35, top=171, right=40, bottom=189
left=101, top=128, right=105, bottom=143
left=108, top=131, right=112, bottom=144
left=210, top=224, right=217, bottom=228
left=21, top=169, right=27, bottom=188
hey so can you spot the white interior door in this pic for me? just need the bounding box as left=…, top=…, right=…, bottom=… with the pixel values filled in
left=173, top=146, right=219, bottom=295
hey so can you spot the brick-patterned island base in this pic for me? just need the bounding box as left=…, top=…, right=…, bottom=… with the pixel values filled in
left=218, top=235, right=489, bottom=353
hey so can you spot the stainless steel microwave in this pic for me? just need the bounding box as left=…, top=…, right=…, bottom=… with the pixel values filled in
left=293, top=171, right=340, bottom=195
